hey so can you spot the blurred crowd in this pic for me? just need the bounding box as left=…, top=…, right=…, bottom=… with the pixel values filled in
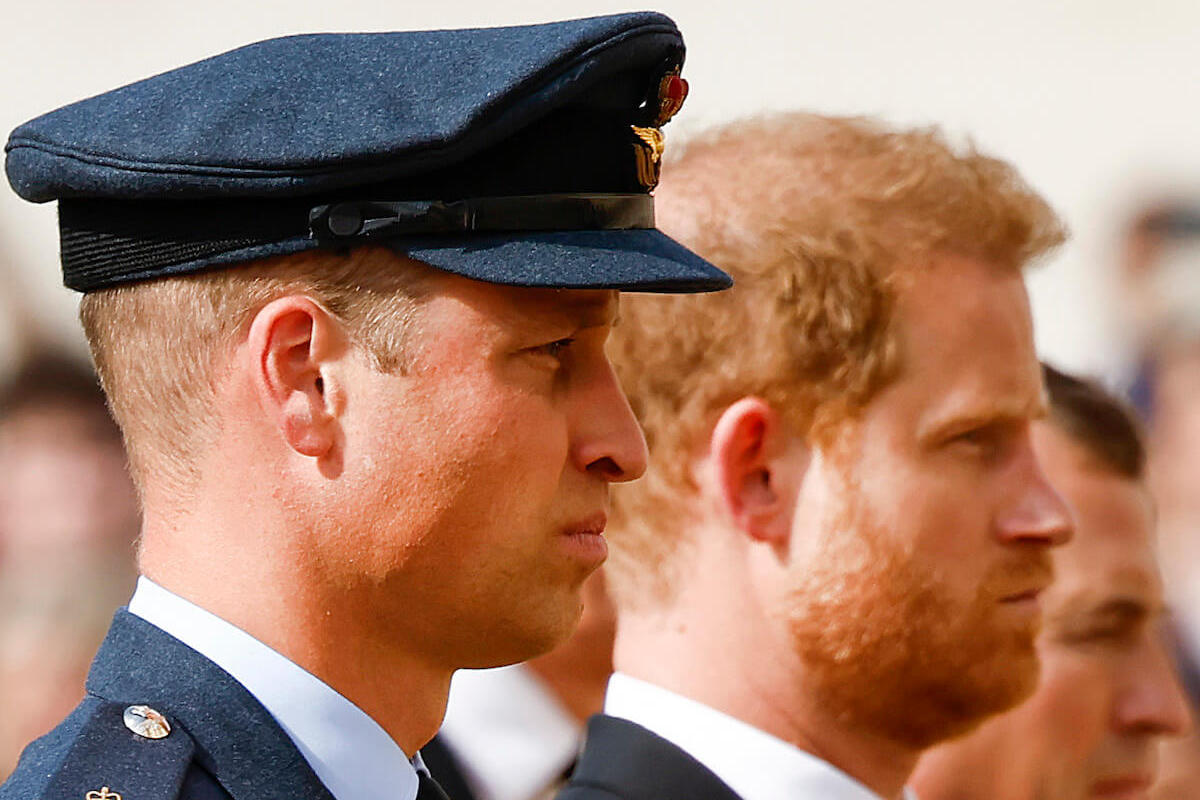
left=1, top=132, right=1200, bottom=800
left=0, top=351, right=138, bottom=775
left=0, top=351, right=138, bottom=774
left=1120, top=201, right=1200, bottom=798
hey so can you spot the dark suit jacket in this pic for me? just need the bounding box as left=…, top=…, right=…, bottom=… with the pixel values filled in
left=1, top=609, right=337, bottom=800
left=421, top=735, right=480, bottom=800
left=557, top=715, right=744, bottom=800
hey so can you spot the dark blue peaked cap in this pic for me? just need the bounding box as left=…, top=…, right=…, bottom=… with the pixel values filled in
left=5, top=12, right=731, bottom=293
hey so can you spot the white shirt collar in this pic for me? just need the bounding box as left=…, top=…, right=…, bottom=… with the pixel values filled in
left=604, top=673, right=916, bottom=800
left=438, top=664, right=581, bottom=800
left=127, top=576, right=421, bottom=800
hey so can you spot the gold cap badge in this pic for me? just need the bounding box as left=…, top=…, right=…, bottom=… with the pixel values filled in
left=632, top=69, right=690, bottom=189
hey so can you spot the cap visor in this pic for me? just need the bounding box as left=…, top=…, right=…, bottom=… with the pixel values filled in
left=392, top=229, right=731, bottom=293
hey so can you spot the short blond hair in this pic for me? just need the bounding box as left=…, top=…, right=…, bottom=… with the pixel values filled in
left=607, top=113, right=1066, bottom=609
left=79, top=246, right=433, bottom=499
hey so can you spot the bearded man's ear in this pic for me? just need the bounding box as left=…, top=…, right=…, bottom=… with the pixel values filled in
left=708, top=397, right=807, bottom=544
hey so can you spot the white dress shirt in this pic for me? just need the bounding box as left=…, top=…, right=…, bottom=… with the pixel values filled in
left=438, top=664, right=581, bottom=800
left=127, top=577, right=421, bottom=800
left=604, top=673, right=917, bottom=800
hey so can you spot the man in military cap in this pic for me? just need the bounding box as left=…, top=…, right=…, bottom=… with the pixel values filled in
left=558, top=113, right=1073, bottom=800
left=0, top=13, right=728, bottom=800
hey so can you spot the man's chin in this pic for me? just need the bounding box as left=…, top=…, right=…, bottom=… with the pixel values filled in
left=826, top=625, right=1043, bottom=751
left=928, top=631, right=1043, bottom=741
left=454, top=597, right=585, bottom=669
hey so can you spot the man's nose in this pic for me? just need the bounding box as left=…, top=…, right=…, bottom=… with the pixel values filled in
left=995, top=449, right=1074, bottom=547
left=1114, top=636, right=1193, bottom=738
left=570, top=360, right=648, bottom=483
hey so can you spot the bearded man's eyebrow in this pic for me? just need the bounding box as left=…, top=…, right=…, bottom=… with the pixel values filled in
left=918, top=398, right=1046, bottom=443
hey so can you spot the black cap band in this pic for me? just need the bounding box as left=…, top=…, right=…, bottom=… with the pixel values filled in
left=310, top=194, right=654, bottom=240
left=58, top=193, right=656, bottom=292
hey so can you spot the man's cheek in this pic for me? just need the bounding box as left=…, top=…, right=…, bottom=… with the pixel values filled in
left=1037, top=659, right=1107, bottom=758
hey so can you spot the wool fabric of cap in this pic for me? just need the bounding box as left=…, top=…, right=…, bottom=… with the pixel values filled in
left=5, top=12, right=731, bottom=294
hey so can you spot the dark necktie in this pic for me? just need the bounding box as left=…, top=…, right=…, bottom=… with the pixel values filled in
left=418, top=771, right=452, bottom=800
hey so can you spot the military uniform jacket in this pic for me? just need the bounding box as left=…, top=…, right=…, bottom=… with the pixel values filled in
left=556, top=715, right=744, bottom=800
left=0, top=610, right=337, bottom=800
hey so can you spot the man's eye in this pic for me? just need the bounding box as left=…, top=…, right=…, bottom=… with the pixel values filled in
left=1057, top=625, right=1139, bottom=648
left=533, top=338, right=575, bottom=359
left=952, top=428, right=997, bottom=453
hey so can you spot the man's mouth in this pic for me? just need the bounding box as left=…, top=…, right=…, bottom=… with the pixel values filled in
left=993, top=559, right=1053, bottom=606
left=564, top=511, right=608, bottom=538
left=998, top=588, right=1043, bottom=604
left=559, top=512, right=609, bottom=566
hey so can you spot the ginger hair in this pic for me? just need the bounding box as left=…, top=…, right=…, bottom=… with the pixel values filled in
left=79, top=245, right=433, bottom=500
left=606, top=113, right=1067, bottom=610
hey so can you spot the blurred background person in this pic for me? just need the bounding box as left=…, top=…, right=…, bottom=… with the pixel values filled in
left=0, top=351, right=137, bottom=563
left=911, top=365, right=1190, bottom=800
left=1113, top=201, right=1200, bottom=799
left=0, top=351, right=139, bottom=778
left=1121, top=202, right=1200, bottom=644
left=425, top=570, right=616, bottom=800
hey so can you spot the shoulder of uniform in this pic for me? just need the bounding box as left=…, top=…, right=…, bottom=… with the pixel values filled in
left=1, top=696, right=196, bottom=800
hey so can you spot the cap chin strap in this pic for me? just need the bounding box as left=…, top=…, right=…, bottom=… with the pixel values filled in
left=309, top=193, right=655, bottom=240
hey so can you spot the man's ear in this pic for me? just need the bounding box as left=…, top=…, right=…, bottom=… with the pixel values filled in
left=709, top=397, right=807, bottom=544
left=246, top=296, right=344, bottom=458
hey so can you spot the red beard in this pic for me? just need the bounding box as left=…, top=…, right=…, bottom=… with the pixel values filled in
left=788, top=478, right=1051, bottom=749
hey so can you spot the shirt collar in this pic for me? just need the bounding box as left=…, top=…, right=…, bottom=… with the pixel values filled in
left=127, top=576, right=421, bottom=800
left=438, top=664, right=581, bottom=800
left=604, top=673, right=916, bottom=800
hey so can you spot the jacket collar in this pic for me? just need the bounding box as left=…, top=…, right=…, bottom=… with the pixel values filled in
left=569, top=714, right=744, bottom=800
left=86, top=609, right=336, bottom=800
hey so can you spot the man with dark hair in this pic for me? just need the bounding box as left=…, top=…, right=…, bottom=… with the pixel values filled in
left=0, top=351, right=132, bottom=566
left=0, top=14, right=728, bottom=800
left=912, top=365, right=1190, bottom=800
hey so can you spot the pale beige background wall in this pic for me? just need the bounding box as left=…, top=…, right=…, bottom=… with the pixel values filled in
left=2, top=0, right=1198, bottom=380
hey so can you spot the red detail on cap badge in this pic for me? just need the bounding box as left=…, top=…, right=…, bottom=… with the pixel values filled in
left=631, top=68, right=689, bottom=189
left=657, top=74, right=689, bottom=125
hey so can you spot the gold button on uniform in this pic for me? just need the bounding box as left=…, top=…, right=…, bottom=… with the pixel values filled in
left=122, top=705, right=171, bottom=739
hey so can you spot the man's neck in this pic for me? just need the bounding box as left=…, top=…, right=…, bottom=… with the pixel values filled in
left=140, top=516, right=453, bottom=756
left=525, top=637, right=611, bottom=723
left=615, top=616, right=920, bottom=800
left=742, top=689, right=920, bottom=800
